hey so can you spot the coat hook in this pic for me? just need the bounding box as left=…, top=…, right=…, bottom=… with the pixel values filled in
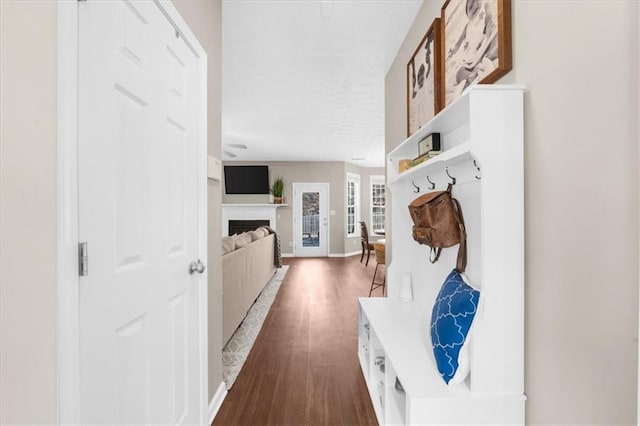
left=473, top=159, right=481, bottom=180
left=426, top=175, right=435, bottom=190
left=445, top=167, right=456, bottom=185
left=411, top=180, right=420, bottom=193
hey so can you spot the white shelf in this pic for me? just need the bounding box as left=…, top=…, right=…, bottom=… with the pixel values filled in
left=387, top=84, right=525, bottom=185
left=388, top=142, right=473, bottom=187
left=390, top=84, right=524, bottom=158
left=359, top=298, right=471, bottom=400
left=358, top=298, right=526, bottom=425
left=358, top=85, right=526, bottom=424
left=386, top=382, right=406, bottom=425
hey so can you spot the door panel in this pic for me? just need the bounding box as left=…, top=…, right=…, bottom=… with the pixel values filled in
left=166, top=120, right=186, bottom=256
left=168, top=291, right=188, bottom=423
left=116, top=315, right=150, bottom=424
left=78, top=1, right=203, bottom=423
left=114, top=86, right=149, bottom=270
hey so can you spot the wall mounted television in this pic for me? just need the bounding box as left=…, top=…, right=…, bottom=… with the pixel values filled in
left=223, top=165, right=270, bottom=194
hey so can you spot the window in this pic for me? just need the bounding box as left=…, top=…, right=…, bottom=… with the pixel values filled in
left=370, top=176, right=386, bottom=233
left=346, top=173, right=360, bottom=238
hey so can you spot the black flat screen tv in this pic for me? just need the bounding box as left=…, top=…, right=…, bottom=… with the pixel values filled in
left=224, top=165, right=270, bottom=194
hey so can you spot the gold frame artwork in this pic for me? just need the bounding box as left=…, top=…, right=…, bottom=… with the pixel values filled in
left=407, top=18, right=443, bottom=137
left=441, top=0, right=512, bottom=107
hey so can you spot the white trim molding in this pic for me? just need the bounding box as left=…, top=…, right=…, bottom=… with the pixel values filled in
left=57, top=1, right=80, bottom=422
left=222, top=204, right=287, bottom=236
left=208, top=381, right=228, bottom=424
left=346, top=172, right=361, bottom=238
left=329, top=251, right=362, bottom=258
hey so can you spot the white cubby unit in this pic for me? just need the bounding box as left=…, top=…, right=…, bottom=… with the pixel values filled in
left=357, top=85, right=526, bottom=424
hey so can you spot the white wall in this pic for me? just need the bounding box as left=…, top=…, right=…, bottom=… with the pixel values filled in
left=386, top=1, right=639, bottom=423
left=0, top=2, right=59, bottom=423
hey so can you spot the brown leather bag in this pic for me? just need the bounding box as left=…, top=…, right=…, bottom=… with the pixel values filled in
left=408, top=184, right=467, bottom=272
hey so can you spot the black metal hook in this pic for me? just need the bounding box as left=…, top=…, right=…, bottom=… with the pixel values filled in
left=445, top=167, right=456, bottom=185
left=411, top=180, right=420, bottom=193
left=426, top=176, right=435, bottom=190
left=473, top=159, right=481, bottom=180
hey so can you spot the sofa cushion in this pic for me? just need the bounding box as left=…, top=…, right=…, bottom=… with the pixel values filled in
left=234, top=232, right=252, bottom=249
left=222, top=236, right=236, bottom=255
left=248, top=230, right=263, bottom=241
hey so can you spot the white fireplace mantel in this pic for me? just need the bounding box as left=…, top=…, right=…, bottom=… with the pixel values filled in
left=222, top=204, right=287, bottom=236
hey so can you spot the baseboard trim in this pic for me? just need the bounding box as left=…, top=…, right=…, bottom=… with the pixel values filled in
left=284, top=252, right=361, bottom=258
left=329, top=251, right=361, bottom=258
left=208, top=381, right=227, bottom=424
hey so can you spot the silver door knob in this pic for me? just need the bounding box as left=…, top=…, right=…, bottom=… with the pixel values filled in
left=189, top=259, right=206, bottom=274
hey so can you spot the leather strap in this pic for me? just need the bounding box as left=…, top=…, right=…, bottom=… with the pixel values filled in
left=429, top=246, right=442, bottom=264
left=452, top=197, right=467, bottom=273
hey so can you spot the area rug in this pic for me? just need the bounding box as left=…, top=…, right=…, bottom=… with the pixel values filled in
left=222, top=265, right=289, bottom=389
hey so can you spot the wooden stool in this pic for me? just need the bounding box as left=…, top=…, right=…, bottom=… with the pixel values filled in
left=369, top=243, right=386, bottom=296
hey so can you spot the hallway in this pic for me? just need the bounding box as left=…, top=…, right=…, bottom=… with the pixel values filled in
left=214, top=256, right=382, bottom=425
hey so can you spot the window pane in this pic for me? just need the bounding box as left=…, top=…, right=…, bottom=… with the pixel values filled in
left=370, top=180, right=385, bottom=232
left=302, top=192, right=320, bottom=247
left=346, top=174, right=360, bottom=237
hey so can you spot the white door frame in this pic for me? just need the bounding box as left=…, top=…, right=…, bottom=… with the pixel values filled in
left=292, top=183, right=330, bottom=257
left=637, top=2, right=640, bottom=422
left=56, top=1, right=208, bottom=422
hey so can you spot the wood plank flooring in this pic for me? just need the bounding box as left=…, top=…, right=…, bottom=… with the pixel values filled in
left=213, top=255, right=384, bottom=425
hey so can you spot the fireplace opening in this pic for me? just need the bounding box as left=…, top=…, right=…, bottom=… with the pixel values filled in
left=229, top=220, right=269, bottom=236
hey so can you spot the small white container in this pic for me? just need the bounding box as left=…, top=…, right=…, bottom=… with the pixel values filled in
left=399, top=273, right=413, bottom=303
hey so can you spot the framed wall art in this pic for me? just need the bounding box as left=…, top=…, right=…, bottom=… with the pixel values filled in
left=441, top=0, right=512, bottom=107
left=407, top=18, right=442, bottom=137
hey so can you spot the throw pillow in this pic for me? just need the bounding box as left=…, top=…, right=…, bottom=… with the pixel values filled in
left=222, top=236, right=235, bottom=255
left=430, top=269, right=480, bottom=385
left=234, top=233, right=252, bottom=249
left=248, top=230, right=261, bottom=241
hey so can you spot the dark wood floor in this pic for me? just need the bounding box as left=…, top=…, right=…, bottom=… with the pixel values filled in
left=213, top=255, right=384, bottom=426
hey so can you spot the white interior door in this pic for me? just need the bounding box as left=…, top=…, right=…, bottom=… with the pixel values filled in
left=78, top=1, right=205, bottom=423
left=293, top=183, right=329, bottom=257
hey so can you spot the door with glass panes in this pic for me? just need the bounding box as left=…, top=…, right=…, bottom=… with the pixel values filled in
left=293, top=183, right=329, bottom=257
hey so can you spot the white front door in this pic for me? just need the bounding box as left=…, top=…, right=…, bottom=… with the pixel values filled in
left=293, top=183, right=329, bottom=257
left=78, top=1, right=205, bottom=423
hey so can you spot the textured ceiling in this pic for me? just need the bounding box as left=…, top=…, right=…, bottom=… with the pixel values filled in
left=222, top=0, right=422, bottom=167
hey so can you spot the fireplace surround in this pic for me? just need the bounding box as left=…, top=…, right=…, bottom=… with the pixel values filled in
left=221, top=204, right=287, bottom=237
left=228, top=220, right=269, bottom=236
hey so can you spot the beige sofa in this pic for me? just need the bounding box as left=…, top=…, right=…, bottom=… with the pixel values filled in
left=222, top=230, right=277, bottom=344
